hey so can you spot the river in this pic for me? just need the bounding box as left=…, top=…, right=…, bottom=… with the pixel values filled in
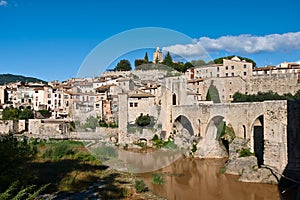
left=139, top=157, right=280, bottom=200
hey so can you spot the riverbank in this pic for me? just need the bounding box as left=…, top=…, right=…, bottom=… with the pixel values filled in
left=0, top=137, right=167, bottom=199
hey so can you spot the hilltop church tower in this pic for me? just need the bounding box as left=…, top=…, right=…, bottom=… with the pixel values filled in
left=153, top=47, right=163, bottom=63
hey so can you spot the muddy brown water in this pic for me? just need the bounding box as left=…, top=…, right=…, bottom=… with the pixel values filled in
left=139, top=157, right=280, bottom=200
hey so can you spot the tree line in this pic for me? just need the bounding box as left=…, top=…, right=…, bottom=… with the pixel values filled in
left=233, top=90, right=300, bottom=102
left=113, top=53, right=257, bottom=73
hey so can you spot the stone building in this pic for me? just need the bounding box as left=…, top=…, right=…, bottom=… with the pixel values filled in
left=0, top=85, right=7, bottom=106
left=153, top=47, right=163, bottom=63
left=127, top=90, right=156, bottom=123
left=186, top=56, right=253, bottom=80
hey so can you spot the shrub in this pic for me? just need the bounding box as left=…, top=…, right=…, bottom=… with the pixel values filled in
left=99, top=121, right=108, bottom=128
left=69, top=121, right=76, bottom=131
left=134, top=179, right=147, bottom=193
left=38, top=110, right=52, bottom=118
left=151, top=173, right=165, bottom=185
left=239, top=148, right=254, bottom=157
left=135, top=113, right=151, bottom=127
left=0, top=135, right=37, bottom=191
left=219, top=167, right=226, bottom=173
left=108, top=122, right=118, bottom=128
left=191, top=144, right=197, bottom=153
left=152, top=134, right=177, bottom=149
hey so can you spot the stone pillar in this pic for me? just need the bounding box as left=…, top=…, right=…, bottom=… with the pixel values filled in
left=263, top=101, right=288, bottom=173
left=118, top=93, right=128, bottom=134
left=160, top=79, right=172, bottom=139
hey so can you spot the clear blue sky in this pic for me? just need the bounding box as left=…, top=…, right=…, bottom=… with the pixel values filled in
left=1, top=0, right=300, bottom=81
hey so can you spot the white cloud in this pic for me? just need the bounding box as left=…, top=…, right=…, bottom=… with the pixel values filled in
left=163, top=32, right=300, bottom=57
left=0, top=0, right=7, bottom=6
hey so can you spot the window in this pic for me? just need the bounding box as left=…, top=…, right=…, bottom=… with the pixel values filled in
left=95, top=104, right=99, bottom=108
left=21, top=99, right=24, bottom=103
left=217, top=67, right=219, bottom=72
left=48, top=94, right=51, bottom=98
left=130, top=102, right=133, bottom=107
left=231, top=73, right=234, bottom=76
left=35, top=91, right=38, bottom=93
left=231, top=66, right=234, bottom=69
left=48, top=100, right=51, bottom=104
left=225, top=66, right=228, bottom=70
left=244, top=64, right=247, bottom=68
left=229, top=95, right=232, bottom=98
left=217, top=74, right=219, bottom=77
left=244, top=72, right=247, bottom=76
left=134, top=102, right=138, bottom=107
left=225, top=73, right=228, bottom=77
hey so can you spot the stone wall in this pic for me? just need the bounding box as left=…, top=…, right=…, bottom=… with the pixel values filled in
left=0, top=120, right=13, bottom=134
left=28, top=119, right=69, bottom=135
left=248, top=73, right=300, bottom=95
left=0, top=120, right=26, bottom=134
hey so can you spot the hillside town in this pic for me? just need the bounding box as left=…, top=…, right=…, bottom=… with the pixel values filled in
left=1, top=47, right=300, bottom=137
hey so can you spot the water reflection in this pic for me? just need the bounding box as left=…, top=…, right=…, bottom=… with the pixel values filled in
left=139, top=157, right=280, bottom=200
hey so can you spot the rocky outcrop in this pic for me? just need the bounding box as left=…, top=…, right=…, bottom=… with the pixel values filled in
left=225, top=156, right=257, bottom=176
left=239, top=167, right=279, bottom=184
left=195, top=139, right=228, bottom=158
left=224, top=138, right=279, bottom=184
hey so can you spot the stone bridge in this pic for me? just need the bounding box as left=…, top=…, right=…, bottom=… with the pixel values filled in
left=166, top=100, right=300, bottom=173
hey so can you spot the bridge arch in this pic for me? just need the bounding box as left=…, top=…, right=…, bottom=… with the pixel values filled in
left=173, top=115, right=194, bottom=136
left=205, top=115, right=225, bottom=139
left=250, top=115, right=264, bottom=166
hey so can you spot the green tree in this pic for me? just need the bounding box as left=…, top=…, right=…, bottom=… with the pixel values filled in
left=2, top=107, right=33, bottom=120
left=144, top=52, right=149, bottom=63
left=19, top=108, right=34, bottom=119
left=2, top=107, right=19, bottom=120
left=114, top=59, right=132, bottom=71
left=191, top=59, right=206, bottom=66
left=206, top=84, right=221, bottom=103
left=162, top=52, right=173, bottom=66
left=211, top=55, right=256, bottom=68
left=134, top=59, right=146, bottom=67
left=83, top=116, right=99, bottom=130
left=184, top=62, right=194, bottom=72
